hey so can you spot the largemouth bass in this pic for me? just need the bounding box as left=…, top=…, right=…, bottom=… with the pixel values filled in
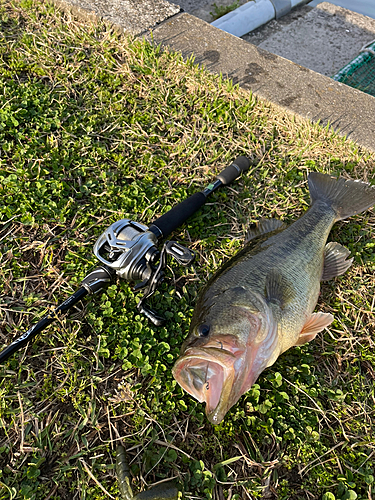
left=172, top=173, right=375, bottom=425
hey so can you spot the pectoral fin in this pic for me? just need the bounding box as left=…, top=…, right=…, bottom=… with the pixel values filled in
left=265, top=269, right=295, bottom=309
left=322, top=242, right=353, bottom=281
left=295, top=312, right=334, bottom=346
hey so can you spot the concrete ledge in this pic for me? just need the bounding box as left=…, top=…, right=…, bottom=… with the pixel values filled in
left=149, top=13, right=375, bottom=151
left=53, top=0, right=181, bottom=35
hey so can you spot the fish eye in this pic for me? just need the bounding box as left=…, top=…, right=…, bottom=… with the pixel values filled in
left=197, top=324, right=210, bottom=337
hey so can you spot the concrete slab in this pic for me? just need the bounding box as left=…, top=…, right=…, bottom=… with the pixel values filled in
left=241, top=3, right=311, bottom=44
left=243, top=2, right=375, bottom=77
left=149, top=12, right=375, bottom=151
left=53, top=0, right=180, bottom=35
left=308, top=0, right=375, bottom=20
left=169, top=0, right=248, bottom=24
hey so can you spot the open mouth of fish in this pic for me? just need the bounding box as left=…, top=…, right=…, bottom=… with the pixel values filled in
left=172, top=344, right=241, bottom=424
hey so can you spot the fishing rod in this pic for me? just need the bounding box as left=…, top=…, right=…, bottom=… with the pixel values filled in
left=0, top=156, right=250, bottom=364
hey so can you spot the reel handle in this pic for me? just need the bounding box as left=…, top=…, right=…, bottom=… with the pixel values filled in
left=149, top=156, right=250, bottom=239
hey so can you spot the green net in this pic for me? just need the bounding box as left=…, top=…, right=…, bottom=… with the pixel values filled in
left=333, top=40, right=375, bottom=97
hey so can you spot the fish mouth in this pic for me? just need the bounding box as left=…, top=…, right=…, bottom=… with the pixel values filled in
left=172, top=346, right=240, bottom=425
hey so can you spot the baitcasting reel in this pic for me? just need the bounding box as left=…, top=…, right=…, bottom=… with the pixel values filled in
left=0, top=156, right=250, bottom=363
left=89, top=219, right=195, bottom=325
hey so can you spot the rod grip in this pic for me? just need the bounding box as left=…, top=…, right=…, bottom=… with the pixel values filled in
left=216, top=156, right=250, bottom=185
left=149, top=192, right=207, bottom=239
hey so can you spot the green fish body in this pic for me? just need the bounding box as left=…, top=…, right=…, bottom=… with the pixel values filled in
left=173, top=173, right=375, bottom=424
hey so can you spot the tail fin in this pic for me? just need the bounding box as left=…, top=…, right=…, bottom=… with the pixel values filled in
left=308, top=172, right=375, bottom=221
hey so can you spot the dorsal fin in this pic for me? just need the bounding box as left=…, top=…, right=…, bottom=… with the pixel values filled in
left=245, top=218, right=286, bottom=244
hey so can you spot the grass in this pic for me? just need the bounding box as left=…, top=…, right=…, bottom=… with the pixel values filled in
left=0, top=0, right=374, bottom=499
left=210, top=1, right=240, bottom=21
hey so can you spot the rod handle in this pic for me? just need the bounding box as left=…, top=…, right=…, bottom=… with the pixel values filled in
left=149, top=157, right=250, bottom=239
left=149, top=192, right=206, bottom=239
left=216, top=156, right=250, bottom=185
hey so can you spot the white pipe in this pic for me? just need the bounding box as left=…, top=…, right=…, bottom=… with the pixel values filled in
left=211, top=0, right=307, bottom=38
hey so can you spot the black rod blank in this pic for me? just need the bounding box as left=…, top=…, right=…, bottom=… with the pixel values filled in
left=0, top=287, right=88, bottom=364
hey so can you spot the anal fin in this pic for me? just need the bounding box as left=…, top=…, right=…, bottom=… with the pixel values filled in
left=322, top=241, right=353, bottom=281
left=295, top=312, right=334, bottom=346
